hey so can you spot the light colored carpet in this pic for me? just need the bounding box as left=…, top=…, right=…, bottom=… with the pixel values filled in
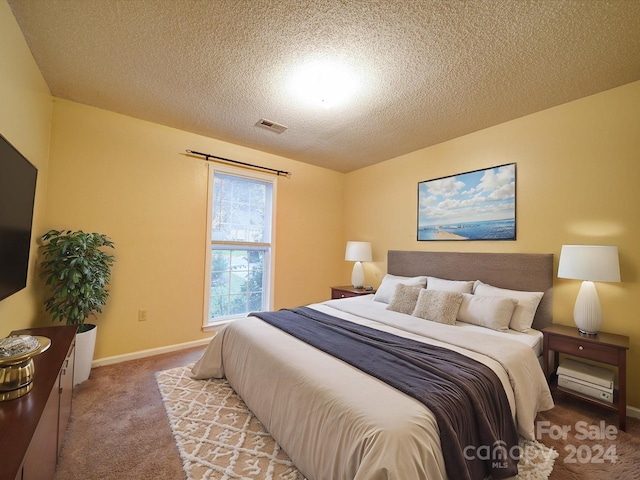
left=536, top=391, right=640, bottom=480
left=54, top=347, right=206, bottom=480
left=156, top=364, right=558, bottom=480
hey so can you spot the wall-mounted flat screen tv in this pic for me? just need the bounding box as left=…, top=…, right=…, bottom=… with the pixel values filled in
left=0, top=134, right=38, bottom=302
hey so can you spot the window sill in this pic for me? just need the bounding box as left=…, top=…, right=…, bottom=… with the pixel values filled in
left=202, top=316, right=244, bottom=332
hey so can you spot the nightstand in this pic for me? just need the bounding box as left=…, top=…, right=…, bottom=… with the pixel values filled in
left=542, top=324, right=630, bottom=430
left=331, top=286, right=375, bottom=299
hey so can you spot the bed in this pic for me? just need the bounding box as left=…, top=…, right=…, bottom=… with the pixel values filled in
left=192, top=250, right=555, bottom=480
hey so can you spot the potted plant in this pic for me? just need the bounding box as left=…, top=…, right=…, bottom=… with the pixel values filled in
left=39, top=229, right=115, bottom=385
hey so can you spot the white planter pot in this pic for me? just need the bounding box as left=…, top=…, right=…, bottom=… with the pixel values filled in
left=74, top=324, right=97, bottom=386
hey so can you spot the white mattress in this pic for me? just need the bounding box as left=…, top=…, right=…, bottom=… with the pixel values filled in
left=456, top=319, right=544, bottom=356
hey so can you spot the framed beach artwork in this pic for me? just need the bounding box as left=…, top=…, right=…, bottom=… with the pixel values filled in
left=417, top=163, right=516, bottom=241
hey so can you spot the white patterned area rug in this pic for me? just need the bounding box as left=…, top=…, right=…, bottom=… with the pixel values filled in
left=156, top=365, right=557, bottom=480
left=156, top=365, right=304, bottom=480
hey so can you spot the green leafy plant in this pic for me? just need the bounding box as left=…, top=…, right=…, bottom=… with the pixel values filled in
left=39, top=230, right=115, bottom=332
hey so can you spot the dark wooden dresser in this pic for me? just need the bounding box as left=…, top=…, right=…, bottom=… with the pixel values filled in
left=0, top=325, right=76, bottom=480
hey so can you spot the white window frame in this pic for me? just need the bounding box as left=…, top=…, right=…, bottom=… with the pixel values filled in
left=202, top=164, right=277, bottom=330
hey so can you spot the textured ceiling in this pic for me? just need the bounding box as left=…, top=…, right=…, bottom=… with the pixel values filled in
left=8, top=0, right=640, bottom=173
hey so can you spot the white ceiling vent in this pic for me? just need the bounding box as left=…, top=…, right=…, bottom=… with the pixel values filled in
left=256, top=118, right=288, bottom=134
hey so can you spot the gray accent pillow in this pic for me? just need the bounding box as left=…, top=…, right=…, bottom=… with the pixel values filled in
left=412, top=289, right=464, bottom=325
left=386, top=284, right=422, bottom=314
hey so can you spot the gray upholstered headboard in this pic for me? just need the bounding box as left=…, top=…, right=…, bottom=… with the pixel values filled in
left=387, top=250, right=553, bottom=330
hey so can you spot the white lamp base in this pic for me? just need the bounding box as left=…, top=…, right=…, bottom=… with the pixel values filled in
left=573, top=280, right=603, bottom=335
left=351, top=261, right=365, bottom=289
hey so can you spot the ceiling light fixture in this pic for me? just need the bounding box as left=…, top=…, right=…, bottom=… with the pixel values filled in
left=289, top=60, right=359, bottom=109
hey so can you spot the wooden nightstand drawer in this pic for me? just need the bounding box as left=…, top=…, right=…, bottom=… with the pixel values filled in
left=331, top=286, right=375, bottom=299
left=332, top=289, right=358, bottom=299
left=548, top=335, right=619, bottom=364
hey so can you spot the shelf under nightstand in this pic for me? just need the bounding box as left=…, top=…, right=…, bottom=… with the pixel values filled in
left=542, top=324, right=629, bottom=430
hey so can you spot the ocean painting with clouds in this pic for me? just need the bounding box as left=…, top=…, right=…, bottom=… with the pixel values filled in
left=417, top=163, right=516, bottom=241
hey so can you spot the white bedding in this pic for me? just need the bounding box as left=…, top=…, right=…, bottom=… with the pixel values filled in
left=192, top=297, right=554, bottom=480
left=457, top=321, right=544, bottom=356
left=327, top=295, right=545, bottom=356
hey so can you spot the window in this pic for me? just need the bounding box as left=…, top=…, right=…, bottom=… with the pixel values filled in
left=204, top=165, right=275, bottom=327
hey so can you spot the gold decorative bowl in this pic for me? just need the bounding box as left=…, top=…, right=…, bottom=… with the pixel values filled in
left=0, top=335, right=51, bottom=401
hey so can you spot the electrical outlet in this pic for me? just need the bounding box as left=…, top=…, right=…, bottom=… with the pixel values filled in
left=138, top=309, right=148, bottom=322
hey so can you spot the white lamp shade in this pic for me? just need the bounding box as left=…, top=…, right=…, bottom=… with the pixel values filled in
left=558, top=245, right=620, bottom=335
left=558, top=245, right=620, bottom=283
left=345, top=241, right=372, bottom=262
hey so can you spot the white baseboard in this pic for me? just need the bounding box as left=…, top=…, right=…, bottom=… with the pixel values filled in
left=627, top=405, right=640, bottom=419
left=91, top=337, right=213, bottom=368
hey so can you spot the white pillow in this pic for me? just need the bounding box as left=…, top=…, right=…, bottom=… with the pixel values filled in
left=473, top=280, right=543, bottom=332
left=373, top=274, right=427, bottom=304
left=426, top=276, right=474, bottom=293
left=457, top=294, right=518, bottom=331
left=412, top=289, right=464, bottom=325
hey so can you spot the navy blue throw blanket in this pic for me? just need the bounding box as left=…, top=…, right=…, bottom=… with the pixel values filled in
left=250, top=307, right=519, bottom=480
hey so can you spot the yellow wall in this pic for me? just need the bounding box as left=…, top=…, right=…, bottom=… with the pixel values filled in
left=45, top=99, right=344, bottom=359
left=3, top=0, right=639, bottom=409
left=1, top=0, right=344, bottom=361
left=344, top=80, right=640, bottom=408
left=0, top=1, right=52, bottom=336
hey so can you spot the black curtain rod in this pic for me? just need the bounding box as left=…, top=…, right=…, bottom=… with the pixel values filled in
left=186, top=150, right=292, bottom=177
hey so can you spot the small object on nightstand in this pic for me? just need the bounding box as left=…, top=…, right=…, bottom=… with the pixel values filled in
left=542, top=324, right=629, bottom=430
left=364, top=286, right=373, bottom=291
left=331, top=286, right=376, bottom=299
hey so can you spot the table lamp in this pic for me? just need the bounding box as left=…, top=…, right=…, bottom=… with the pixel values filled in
left=345, top=241, right=372, bottom=288
left=557, top=245, right=620, bottom=335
